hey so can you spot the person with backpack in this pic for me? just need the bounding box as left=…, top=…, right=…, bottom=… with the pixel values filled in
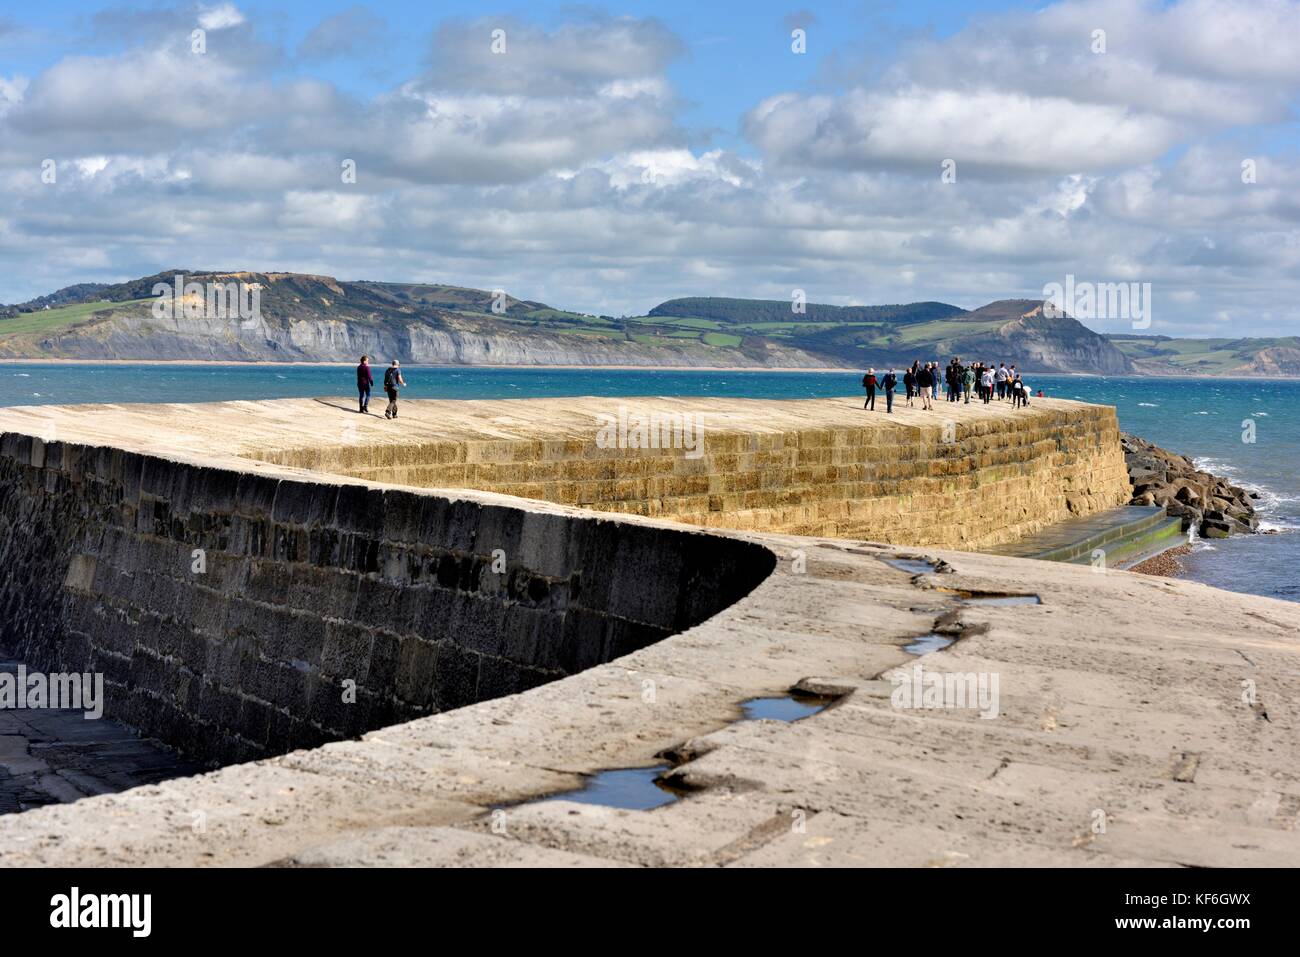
left=383, top=360, right=406, bottom=419
left=882, top=369, right=897, bottom=413
left=862, top=369, right=879, bottom=410
left=1011, top=375, right=1026, bottom=408
left=356, top=355, right=373, bottom=414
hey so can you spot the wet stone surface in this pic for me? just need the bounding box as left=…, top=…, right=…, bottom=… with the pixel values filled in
left=741, top=694, right=832, bottom=722
left=538, top=764, right=682, bottom=811
left=0, top=655, right=205, bottom=815
left=903, top=633, right=956, bottom=655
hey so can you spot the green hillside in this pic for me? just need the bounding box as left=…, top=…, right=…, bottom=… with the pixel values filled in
left=0, top=299, right=152, bottom=336
left=1107, top=334, right=1300, bottom=375
left=11, top=273, right=1278, bottom=374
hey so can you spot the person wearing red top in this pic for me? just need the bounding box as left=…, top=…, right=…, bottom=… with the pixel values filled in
left=862, top=369, right=879, bottom=410
left=356, top=355, right=373, bottom=413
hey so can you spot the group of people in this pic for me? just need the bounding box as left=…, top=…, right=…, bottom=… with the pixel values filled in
left=860, top=359, right=1040, bottom=413
left=355, top=355, right=406, bottom=418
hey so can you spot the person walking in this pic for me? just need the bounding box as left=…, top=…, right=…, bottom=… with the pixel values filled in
left=903, top=367, right=916, bottom=407
left=981, top=365, right=994, bottom=404
left=383, top=360, right=406, bottom=419
left=1011, top=375, right=1025, bottom=408
left=356, top=355, right=373, bottom=413
left=962, top=363, right=975, bottom=403
left=862, top=368, right=878, bottom=410
left=930, top=362, right=940, bottom=400
left=995, top=363, right=1009, bottom=400
left=917, top=364, right=934, bottom=410
left=882, top=368, right=897, bottom=413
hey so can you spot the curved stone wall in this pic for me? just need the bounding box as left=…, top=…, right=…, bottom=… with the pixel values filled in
left=253, top=401, right=1131, bottom=548
left=0, top=433, right=775, bottom=765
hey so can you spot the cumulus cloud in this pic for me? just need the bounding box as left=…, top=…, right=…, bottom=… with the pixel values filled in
left=748, top=0, right=1300, bottom=177
left=746, top=87, right=1185, bottom=175
left=0, top=75, right=26, bottom=118
left=197, top=3, right=245, bottom=31
left=0, top=0, right=1298, bottom=340
left=424, top=15, right=683, bottom=96
left=14, top=48, right=262, bottom=137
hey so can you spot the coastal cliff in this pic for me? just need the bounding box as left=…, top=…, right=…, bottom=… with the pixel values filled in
left=0, top=304, right=832, bottom=367
left=0, top=272, right=1130, bottom=372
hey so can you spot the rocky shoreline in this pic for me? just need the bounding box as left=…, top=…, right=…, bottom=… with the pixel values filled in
left=1122, top=432, right=1259, bottom=538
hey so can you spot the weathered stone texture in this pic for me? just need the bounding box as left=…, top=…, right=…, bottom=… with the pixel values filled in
left=0, top=438, right=773, bottom=765
left=259, top=404, right=1131, bottom=548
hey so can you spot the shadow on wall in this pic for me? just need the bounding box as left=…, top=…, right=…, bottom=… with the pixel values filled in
left=0, top=432, right=777, bottom=767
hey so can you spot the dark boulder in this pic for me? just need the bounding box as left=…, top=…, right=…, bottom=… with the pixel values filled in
left=1122, top=432, right=1257, bottom=540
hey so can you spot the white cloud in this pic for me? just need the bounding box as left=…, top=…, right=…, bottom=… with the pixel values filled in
left=0, top=1, right=1298, bottom=338
left=748, top=87, right=1185, bottom=174
left=748, top=0, right=1300, bottom=177
left=198, top=3, right=246, bottom=31
left=0, top=75, right=26, bottom=118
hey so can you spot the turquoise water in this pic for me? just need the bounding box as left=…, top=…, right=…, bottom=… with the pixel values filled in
left=3, top=364, right=1297, bottom=602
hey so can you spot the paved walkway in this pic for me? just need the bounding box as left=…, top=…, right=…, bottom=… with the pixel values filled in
left=1, top=536, right=1296, bottom=867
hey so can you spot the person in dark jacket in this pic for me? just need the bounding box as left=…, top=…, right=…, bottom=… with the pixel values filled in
left=383, top=360, right=406, bottom=419
left=882, top=369, right=897, bottom=413
left=916, top=364, right=934, bottom=410
left=862, top=369, right=878, bottom=410
left=356, top=355, right=373, bottom=413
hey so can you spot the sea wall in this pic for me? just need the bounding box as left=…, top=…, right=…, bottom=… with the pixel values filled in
left=255, top=403, right=1131, bottom=549
left=0, top=433, right=774, bottom=765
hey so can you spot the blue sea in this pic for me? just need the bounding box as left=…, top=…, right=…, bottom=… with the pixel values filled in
left=3, top=364, right=1297, bottom=603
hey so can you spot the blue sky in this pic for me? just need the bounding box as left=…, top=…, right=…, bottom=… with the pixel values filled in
left=3, top=1, right=1031, bottom=144
left=2, top=0, right=1299, bottom=336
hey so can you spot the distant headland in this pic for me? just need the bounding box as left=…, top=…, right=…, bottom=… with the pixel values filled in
left=1, top=270, right=1296, bottom=376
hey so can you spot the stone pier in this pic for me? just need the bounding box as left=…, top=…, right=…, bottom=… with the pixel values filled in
left=0, top=396, right=1294, bottom=867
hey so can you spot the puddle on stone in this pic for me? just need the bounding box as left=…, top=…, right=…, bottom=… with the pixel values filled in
left=741, top=693, right=833, bottom=722
left=539, top=764, right=683, bottom=811
left=903, top=633, right=955, bottom=655
left=884, top=558, right=938, bottom=575
left=960, top=594, right=1042, bottom=607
